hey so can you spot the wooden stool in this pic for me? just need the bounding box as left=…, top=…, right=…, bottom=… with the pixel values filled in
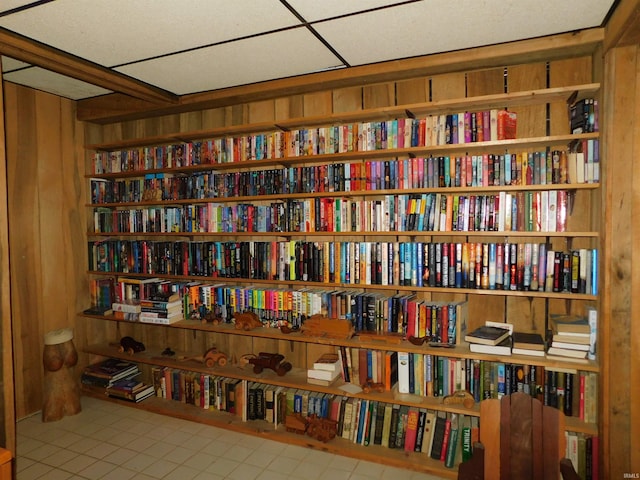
left=42, top=328, right=81, bottom=422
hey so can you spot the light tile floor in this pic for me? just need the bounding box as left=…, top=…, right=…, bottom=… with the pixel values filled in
left=16, top=396, right=449, bottom=480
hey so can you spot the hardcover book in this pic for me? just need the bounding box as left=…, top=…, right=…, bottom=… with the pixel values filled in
left=464, top=325, right=510, bottom=346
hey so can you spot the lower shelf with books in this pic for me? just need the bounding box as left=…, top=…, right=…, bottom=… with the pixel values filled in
left=81, top=384, right=461, bottom=478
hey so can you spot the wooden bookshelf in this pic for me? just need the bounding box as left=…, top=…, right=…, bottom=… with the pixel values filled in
left=82, top=78, right=601, bottom=476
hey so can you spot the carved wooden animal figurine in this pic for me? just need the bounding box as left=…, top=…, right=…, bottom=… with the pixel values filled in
left=118, top=336, right=145, bottom=355
left=300, top=314, right=354, bottom=339
left=233, top=311, right=263, bottom=330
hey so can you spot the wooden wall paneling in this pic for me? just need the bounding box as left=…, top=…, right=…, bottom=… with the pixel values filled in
left=275, top=96, right=304, bottom=121
left=629, top=46, right=640, bottom=478
left=247, top=99, right=276, bottom=124
left=602, top=44, right=636, bottom=478
left=363, top=83, right=394, bottom=109
left=507, top=63, right=547, bottom=138
left=302, top=91, right=332, bottom=117
left=395, top=77, right=428, bottom=105
left=548, top=56, right=593, bottom=135
left=6, top=84, right=45, bottom=418
left=632, top=45, right=640, bottom=473
left=466, top=68, right=504, bottom=97
left=430, top=72, right=466, bottom=102
left=332, top=87, right=363, bottom=113
left=179, top=111, right=204, bottom=133
left=0, top=63, right=16, bottom=455
left=200, top=107, right=227, bottom=130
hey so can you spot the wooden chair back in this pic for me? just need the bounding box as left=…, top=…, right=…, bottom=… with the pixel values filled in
left=459, top=391, right=577, bottom=480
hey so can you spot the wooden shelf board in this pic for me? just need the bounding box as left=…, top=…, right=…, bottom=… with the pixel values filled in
left=85, top=83, right=599, bottom=151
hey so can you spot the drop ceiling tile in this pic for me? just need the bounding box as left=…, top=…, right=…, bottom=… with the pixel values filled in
left=116, top=27, right=344, bottom=95
left=1, top=56, right=30, bottom=72
left=0, top=1, right=33, bottom=14
left=0, top=0, right=301, bottom=67
left=314, top=0, right=613, bottom=66
left=286, top=0, right=412, bottom=22
left=3, top=67, right=112, bottom=100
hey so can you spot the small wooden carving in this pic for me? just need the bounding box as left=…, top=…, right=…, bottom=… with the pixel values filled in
left=443, top=390, right=475, bottom=409
left=233, top=311, right=263, bottom=331
left=306, top=414, right=338, bottom=442
left=249, top=352, right=292, bottom=376
left=118, top=336, right=145, bottom=355
left=362, top=378, right=385, bottom=394
left=285, top=413, right=308, bottom=434
left=203, top=347, right=228, bottom=367
left=300, top=315, right=354, bottom=339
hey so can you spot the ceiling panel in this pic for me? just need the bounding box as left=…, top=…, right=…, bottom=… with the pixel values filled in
left=0, top=0, right=301, bottom=66
left=115, top=27, right=344, bottom=95
left=1, top=56, right=29, bottom=73
left=0, top=0, right=617, bottom=101
left=2, top=67, right=112, bottom=100
left=0, top=1, right=34, bottom=13
left=286, top=0, right=413, bottom=22
left=313, top=0, right=613, bottom=66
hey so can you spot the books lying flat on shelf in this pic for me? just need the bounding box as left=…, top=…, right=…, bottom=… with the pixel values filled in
left=512, top=331, right=545, bottom=351
left=307, top=368, right=341, bottom=382
left=549, top=314, right=590, bottom=335
left=81, top=358, right=139, bottom=387
left=546, top=346, right=588, bottom=360
left=312, top=353, right=341, bottom=372
left=550, top=341, right=590, bottom=351
left=464, top=325, right=511, bottom=346
left=552, top=333, right=590, bottom=345
left=511, top=332, right=545, bottom=357
left=468, top=337, right=512, bottom=356
left=106, top=383, right=155, bottom=403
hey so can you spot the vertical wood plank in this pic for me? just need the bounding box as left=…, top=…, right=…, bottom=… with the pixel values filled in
left=363, top=83, right=394, bottom=108
left=0, top=62, right=16, bottom=455
left=602, top=44, right=635, bottom=479
left=480, top=398, right=501, bottom=479
left=395, top=77, right=428, bottom=104
left=332, top=87, right=362, bottom=113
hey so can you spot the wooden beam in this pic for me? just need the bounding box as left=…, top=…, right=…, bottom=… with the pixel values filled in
left=0, top=27, right=178, bottom=105
left=77, top=28, right=604, bottom=124
left=604, top=0, right=640, bottom=51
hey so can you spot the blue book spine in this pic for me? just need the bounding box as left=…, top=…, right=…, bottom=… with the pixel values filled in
left=417, top=242, right=424, bottom=287
left=591, top=249, right=598, bottom=295
left=356, top=400, right=368, bottom=444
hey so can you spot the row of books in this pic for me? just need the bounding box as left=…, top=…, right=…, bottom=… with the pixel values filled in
left=149, top=363, right=597, bottom=473
left=351, top=345, right=597, bottom=422
left=149, top=364, right=474, bottom=467
left=92, top=110, right=522, bottom=174
left=90, top=143, right=599, bottom=206
left=566, top=431, right=599, bottom=480
left=88, top=240, right=598, bottom=295
left=92, top=189, right=573, bottom=235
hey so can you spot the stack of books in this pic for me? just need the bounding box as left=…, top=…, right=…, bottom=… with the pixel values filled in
left=81, top=358, right=139, bottom=388
left=546, top=315, right=591, bottom=362
left=139, top=297, right=183, bottom=325
left=464, top=323, right=512, bottom=356
left=106, top=378, right=155, bottom=403
left=307, top=353, right=342, bottom=386
left=511, top=331, right=546, bottom=357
